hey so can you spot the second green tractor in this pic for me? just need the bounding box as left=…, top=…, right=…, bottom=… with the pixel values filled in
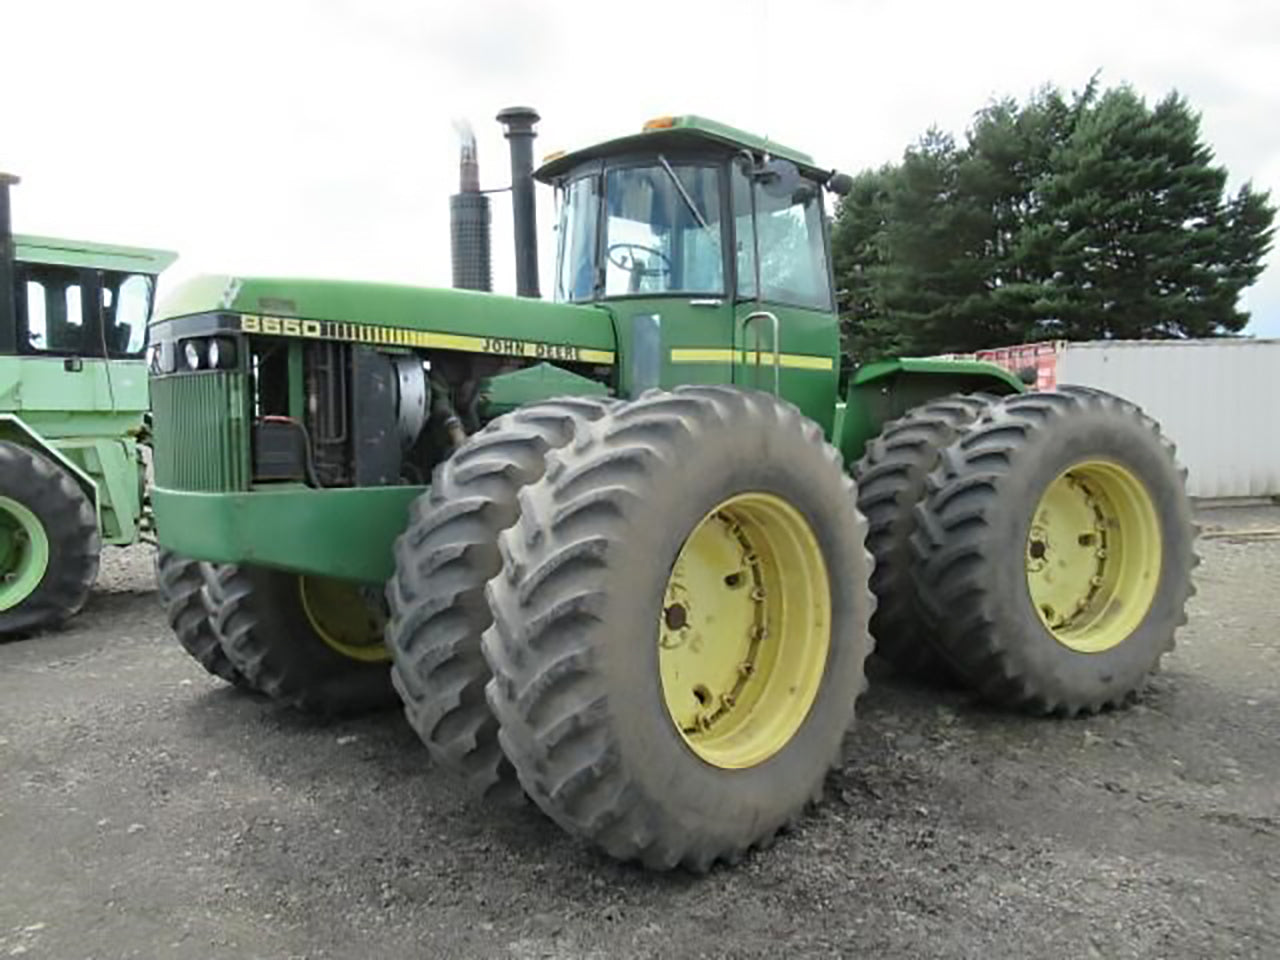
left=149, top=110, right=1195, bottom=870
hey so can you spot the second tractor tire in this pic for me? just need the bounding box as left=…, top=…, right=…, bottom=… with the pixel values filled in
left=0, top=441, right=100, bottom=636
left=483, top=387, right=874, bottom=871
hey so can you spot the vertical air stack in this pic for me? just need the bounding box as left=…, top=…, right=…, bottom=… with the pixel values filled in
left=497, top=106, right=540, bottom=299
left=449, top=123, right=492, bottom=292
left=0, top=173, right=19, bottom=352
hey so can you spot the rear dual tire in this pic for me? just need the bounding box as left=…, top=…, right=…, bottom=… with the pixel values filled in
left=853, top=394, right=993, bottom=680
left=911, top=389, right=1196, bottom=714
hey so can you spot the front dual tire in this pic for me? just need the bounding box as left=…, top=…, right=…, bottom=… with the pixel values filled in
left=157, top=553, right=394, bottom=716
left=479, top=387, right=874, bottom=870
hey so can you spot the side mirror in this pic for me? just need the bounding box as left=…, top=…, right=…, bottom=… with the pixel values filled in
left=753, top=157, right=803, bottom=198
left=826, top=171, right=854, bottom=196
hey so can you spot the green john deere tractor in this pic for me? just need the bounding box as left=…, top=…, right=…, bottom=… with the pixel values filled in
left=0, top=173, right=175, bottom=635
left=149, top=110, right=1195, bottom=870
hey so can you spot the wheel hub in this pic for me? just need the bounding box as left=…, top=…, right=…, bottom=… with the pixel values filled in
left=658, top=492, right=830, bottom=769
left=298, top=575, right=391, bottom=662
left=0, top=496, right=50, bottom=612
left=1025, top=461, right=1161, bottom=653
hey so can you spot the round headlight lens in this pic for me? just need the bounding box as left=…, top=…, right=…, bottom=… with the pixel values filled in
left=183, top=341, right=203, bottom=370
left=207, top=337, right=235, bottom=370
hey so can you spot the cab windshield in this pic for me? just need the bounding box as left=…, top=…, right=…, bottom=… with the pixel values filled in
left=555, top=161, right=724, bottom=301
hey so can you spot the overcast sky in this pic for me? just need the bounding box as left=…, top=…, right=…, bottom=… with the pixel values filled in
left=7, top=0, right=1279, bottom=336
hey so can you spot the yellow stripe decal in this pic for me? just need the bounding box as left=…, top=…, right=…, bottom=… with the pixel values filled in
left=235, top=314, right=615, bottom=365
left=670, top=348, right=736, bottom=364
left=670, top=347, right=834, bottom=371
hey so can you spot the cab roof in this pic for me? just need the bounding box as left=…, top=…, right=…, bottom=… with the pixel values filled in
left=534, top=114, right=825, bottom=182
left=14, top=234, right=178, bottom=273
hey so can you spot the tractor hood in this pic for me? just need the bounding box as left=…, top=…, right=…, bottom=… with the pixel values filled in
left=153, top=275, right=617, bottom=366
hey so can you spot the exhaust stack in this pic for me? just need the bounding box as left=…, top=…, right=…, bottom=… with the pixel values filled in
left=0, top=173, right=19, bottom=352
left=497, top=106, right=540, bottom=299
left=449, top=120, right=492, bottom=292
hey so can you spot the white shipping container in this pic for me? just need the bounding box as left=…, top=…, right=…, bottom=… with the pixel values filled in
left=972, top=339, right=1280, bottom=499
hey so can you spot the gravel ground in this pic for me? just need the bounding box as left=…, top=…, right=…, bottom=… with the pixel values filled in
left=1, top=505, right=1278, bottom=959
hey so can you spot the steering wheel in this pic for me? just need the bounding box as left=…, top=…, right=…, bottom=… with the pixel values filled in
left=607, top=242, right=673, bottom=279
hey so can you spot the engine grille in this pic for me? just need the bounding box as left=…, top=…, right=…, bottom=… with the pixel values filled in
left=151, top=372, right=251, bottom=492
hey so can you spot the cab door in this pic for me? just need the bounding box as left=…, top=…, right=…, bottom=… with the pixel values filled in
left=590, top=159, right=737, bottom=397
left=730, top=159, right=840, bottom=435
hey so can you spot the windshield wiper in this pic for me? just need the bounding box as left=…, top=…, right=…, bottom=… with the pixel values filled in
left=658, top=154, right=711, bottom=233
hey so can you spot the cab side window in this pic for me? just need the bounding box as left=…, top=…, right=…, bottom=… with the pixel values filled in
left=16, top=263, right=89, bottom=354
left=733, top=164, right=833, bottom=312
left=103, top=273, right=152, bottom=355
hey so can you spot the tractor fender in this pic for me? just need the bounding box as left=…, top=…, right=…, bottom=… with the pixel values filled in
left=837, top=358, right=1024, bottom=465
left=0, top=414, right=100, bottom=511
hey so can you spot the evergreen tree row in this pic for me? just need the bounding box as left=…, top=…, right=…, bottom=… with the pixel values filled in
left=831, top=78, right=1276, bottom=361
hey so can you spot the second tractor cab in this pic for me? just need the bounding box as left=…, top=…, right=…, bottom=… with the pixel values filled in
left=146, top=111, right=1195, bottom=872
left=0, top=173, right=176, bottom=634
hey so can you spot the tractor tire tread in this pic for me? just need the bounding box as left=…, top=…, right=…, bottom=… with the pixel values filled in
left=483, top=386, right=873, bottom=870
left=853, top=393, right=994, bottom=679
left=386, top=396, right=614, bottom=800
left=910, top=388, right=1197, bottom=715
left=0, top=440, right=100, bottom=634
left=212, top=564, right=394, bottom=716
left=155, top=548, right=246, bottom=686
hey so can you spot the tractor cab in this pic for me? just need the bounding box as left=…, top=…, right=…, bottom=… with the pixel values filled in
left=3, top=235, right=176, bottom=362
left=535, top=116, right=850, bottom=431
left=0, top=173, right=177, bottom=633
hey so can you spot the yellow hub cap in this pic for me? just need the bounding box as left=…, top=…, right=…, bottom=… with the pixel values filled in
left=1026, top=460, right=1162, bottom=654
left=659, top=492, right=831, bottom=769
left=298, top=575, right=390, bottom=662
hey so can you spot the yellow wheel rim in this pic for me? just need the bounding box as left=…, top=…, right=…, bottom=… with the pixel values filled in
left=298, top=575, right=390, bottom=662
left=659, top=492, right=831, bottom=770
left=1025, top=460, right=1162, bottom=654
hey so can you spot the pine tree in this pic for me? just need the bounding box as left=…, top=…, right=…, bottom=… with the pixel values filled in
left=830, top=79, right=1276, bottom=362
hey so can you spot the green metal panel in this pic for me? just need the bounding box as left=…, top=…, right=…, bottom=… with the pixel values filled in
left=0, top=357, right=149, bottom=546
left=607, top=296, right=735, bottom=398
left=14, top=234, right=177, bottom=273
left=732, top=302, right=839, bottom=435
left=838, top=359, right=1025, bottom=465
left=481, top=362, right=610, bottom=417
left=0, top=356, right=148, bottom=418
left=50, top=437, right=143, bottom=545
left=150, top=372, right=251, bottom=492
left=153, top=484, right=425, bottom=583
left=154, top=276, right=618, bottom=361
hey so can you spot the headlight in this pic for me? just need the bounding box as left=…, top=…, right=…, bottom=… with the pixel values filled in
left=183, top=341, right=204, bottom=371
left=207, top=337, right=236, bottom=370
